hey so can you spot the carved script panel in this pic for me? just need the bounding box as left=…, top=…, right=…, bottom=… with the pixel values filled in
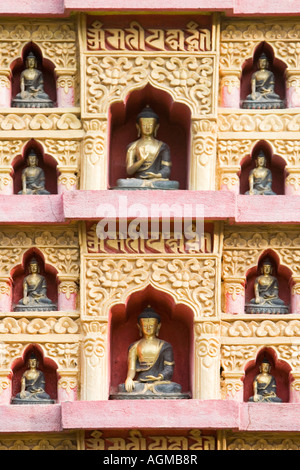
left=85, top=430, right=216, bottom=450
left=86, top=17, right=212, bottom=52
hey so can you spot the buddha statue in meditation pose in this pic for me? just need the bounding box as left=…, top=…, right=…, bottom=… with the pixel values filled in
left=11, top=354, right=54, bottom=404
left=242, top=53, right=284, bottom=109
left=245, top=150, right=276, bottom=195
left=245, top=258, right=289, bottom=314
left=116, top=106, right=179, bottom=189
left=18, top=150, right=50, bottom=195
left=12, top=52, right=54, bottom=108
left=113, top=306, right=189, bottom=399
left=14, top=258, right=57, bottom=312
left=248, top=359, right=282, bottom=403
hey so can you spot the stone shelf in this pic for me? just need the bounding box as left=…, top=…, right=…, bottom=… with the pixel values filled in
left=1, top=400, right=300, bottom=433
left=0, top=191, right=300, bottom=225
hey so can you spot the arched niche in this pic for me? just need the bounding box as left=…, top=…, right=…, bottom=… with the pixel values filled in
left=243, top=347, right=291, bottom=403
left=244, top=250, right=292, bottom=311
left=239, top=141, right=286, bottom=195
left=240, top=42, right=287, bottom=105
left=10, top=42, right=56, bottom=106
left=109, top=285, right=194, bottom=395
left=108, top=83, right=191, bottom=189
left=12, top=140, right=58, bottom=194
left=10, top=344, right=58, bottom=402
left=11, top=249, right=58, bottom=310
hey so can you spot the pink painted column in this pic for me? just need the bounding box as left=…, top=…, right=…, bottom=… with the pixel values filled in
left=56, top=74, right=75, bottom=108
left=221, top=372, right=244, bottom=402
left=0, top=172, right=13, bottom=195
left=224, top=279, right=245, bottom=315
left=0, top=72, right=11, bottom=108
left=220, top=72, right=241, bottom=108
left=219, top=170, right=240, bottom=194
left=290, top=280, right=300, bottom=314
left=0, top=279, right=12, bottom=312
left=57, top=281, right=78, bottom=311
left=286, top=72, right=300, bottom=108
left=284, top=169, right=300, bottom=196
left=57, top=372, right=78, bottom=402
left=57, top=170, right=78, bottom=194
left=290, top=374, right=300, bottom=403
left=0, top=373, right=11, bottom=405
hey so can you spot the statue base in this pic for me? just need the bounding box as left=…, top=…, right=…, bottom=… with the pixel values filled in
left=12, top=100, right=54, bottom=109
left=245, top=190, right=276, bottom=195
left=11, top=398, right=55, bottom=405
left=14, top=304, right=57, bottom=312
left=115, top=178, right=179, bottom=190
left=241, top=100, right=285, bottom=110
left=110, top=392, right=191, bottom=400
left=110, top=381, right=191, bottom=399
left=248, top=395, right=282, bottom=403
left=245, top=304, right=289, bottom=314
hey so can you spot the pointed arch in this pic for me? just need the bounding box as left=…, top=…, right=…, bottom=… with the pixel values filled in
left=10, top=343, right=58, bottom=402
left=10, top=42, right=56, bottom=106
left=243, top=346, right=291, bottom=403
left=244, top=249, right=292, bottom=309
left=240, top=41, right=287, bottom=104
left=108, top=83, right=191, bottom=189
left=10, top=248, right=58, bottom=309
left=109, top=285, right=194, bottom=395
left=239, top=140, right=286, bottom=195
left=11, top=139, right=58, bottom=194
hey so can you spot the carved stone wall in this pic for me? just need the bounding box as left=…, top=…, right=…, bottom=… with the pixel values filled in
left=80, top=14, right=219, bottom=190
left=0, top=225, right=80, bottom=404
left=218, top=18, right=300, bottom=194
left=0, top=18, right=81, bottom=193
left=81, top=222, right=221, bottom=400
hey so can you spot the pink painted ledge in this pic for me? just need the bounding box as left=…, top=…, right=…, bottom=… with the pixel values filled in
left=0, top=195, right=65, bottom=224
left=239, top=403, right=300, bottom=432
left=61, top=400, right=240, bottom=431
left=0, top=0, right=299, bottom=16
left=236, top=195, right=300, bottom=224
left=62, top=190, right=236, bottom=221
left=0, top=192, right=300, bottom=225
left=0, top=404, right=62, bottom=433
left=1, top=402, right=300, bottom=433
left=61, top=401, right=300, bottom=433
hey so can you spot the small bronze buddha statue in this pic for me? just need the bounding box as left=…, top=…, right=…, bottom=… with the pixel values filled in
left=245, top=150, right=276, bottom=195
left=116, top=106, right=179, bottom=190
left=11, top=353, right=55, bottom=404
left=18, top=150, right=50, bottom=195
left=14, top=258, right=57, bottom=312
left=242, top=53, right=284, bottom=109
left=248, top=359, right=282, bottom=403
left=111, top=306, right=189, bottom=399
left=245, top=258, right=289, bottom=314
left=12, top=52, right=54, bottom=108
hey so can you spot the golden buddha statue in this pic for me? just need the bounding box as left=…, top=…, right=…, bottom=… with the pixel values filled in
left=112, top=306, right=189, bottom=399
left=11, top=353, right=54, bottom=404
left=245, top=150, right=276, bottom=195
left=248, top=359, right=282, bottom=403
left=245, top=258, right=289, bottom=314
left=12, top=52, right=54, bottom=108
left=14, top=258, right=57, bottom=312
left=242, top=53, right=284, bottom=109
left=116, top=106, right=179, bottom=189
left=18, top=150, right=50, bottom=195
